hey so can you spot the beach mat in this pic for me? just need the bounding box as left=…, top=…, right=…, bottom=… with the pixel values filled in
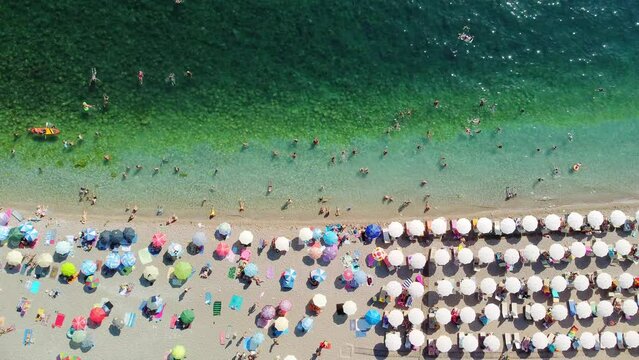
left=137, top=248, right=152, bottom=265
left=205, top=292, right=212, bottom=305
left=169, top=315, right=177, bottom=329
left=213, top=301, right=221, bottom=316
left=45, top=230, right=56, bottom=245
left=23, top=328, right=33, bottom=345
left=266, top=267, right=274, bottom=279
left=124, top=312, right=136, bottom=328
left=229, top=295, right=243, bottom=310
left=30, top=281, right=41, bottom=294
left=227, top=267, right=236, bottom=279
left=52, top=313, right=65, bottom=328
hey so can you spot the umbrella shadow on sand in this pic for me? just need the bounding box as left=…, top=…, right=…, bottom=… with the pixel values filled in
left=108, top=325, right=121, bottom=336
left=138, top=275, right=154, bottom=288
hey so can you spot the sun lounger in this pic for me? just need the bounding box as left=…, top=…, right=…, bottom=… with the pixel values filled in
left=458, top=332, right=466, bottom=349
left=524, top=304, right=532, bottom=320
left=493, top=221, right=501, bottom=236
left=213, top=301, right=222, bottom=316
left=567, top=325, right=579, bottom=340
left=510, top=303, right=518, bottom=319
left=513, top=333, right=521, bottom=350
left=552, top=289, right=560, bottom=303
left=169, top=314, right=177, bottom=329
left=501, top=303, right=509, bottom=320
left=504, top=333, right=512, bottom=350
left=479, top=332, right=486, bottom=348
left=617, top=332, right=625, bottom=349
left=48, top=266, right=59, bottom=279
left=568, top=300, right=576, bottom=316
left=382, top=229, right=391, bottom=243
left=590, top=301, right=598, bottom=317
left=479, top=314, right=489, bottom=326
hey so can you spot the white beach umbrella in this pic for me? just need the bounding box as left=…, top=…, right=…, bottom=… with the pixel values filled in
left=483, top=335, right=501, bottom=352
left=6, top=250, right=23, bottom=266
left=298, top=228, right=313, bottom=242
left=484, top=303, right=500, bottom=322
left=459, top=278, right=476, bottom=296
left=593, top=240, right=609, bottom=257
left=623, top=299, right=638, bottom=316
left=523, top=244, right=540, bottom=262
left=436, top=335, right=452, bottom=353
left=527, top=275, right=543, bottom=292
left=551, top=276, right=568, bottom=292
left=456, top=218, right=472, bottom=235
left=460, top=307, right=476, bottom=324
left=522, top=215, right=538, bottom=232
left=435, top=308, right=452, bottom=324
left=504, top=248, right=520, bottom=265
left=409, top=253, right=426, bottom=269
left=610, top=210, right=627, bottom=227
left=457, top=248, right=473, bottom=265
left=567, top=212, right=583, bottom=230
left=616, top=239, right=632, bottom=256
left=532, top=332, right=549, bottom=349
left=554, top=334, right=571, bottom=351
left=478, top=247, right=495, bottom=264
left=480, top=278, right=497, bottom=295
left=387, top=309, right=404, bottom=327
left=36, top=253, right=53, bottom=268
left=409, top=330, right=425, bottom=347
left=596, top=273, right=612, bottom=289
left=462, top=334, right=478, bottom=352
left=500, top=218, right=516, bottom=235
left=505, top=277, right=521, bottom=293
left=274, top=237, right=290, bottom=252
left=273, top=317, right=289, bottom=331
left=551, top=304, right=568, bottom=321
left=549, top=243, right=565, bottom=261
left=544, top=214, right=561, bottom=231
left=587, top=210, right=604, bottom=229
left=619, top=273, right=634, bottom=289
left=431, top=218, right=447, bottom=236
left=580, top=332, right=596, bottom=350
left=238, top=230, right=254, bottom=245
left=573, top=275, right=590, bottom=292
left=406, top=220, right=425, bottom=237
left=530, top=303, right=546, bottom=321
left=600, top=331, right=616, bottom=349
left=408, top=282, right=425, bottom=298
left=569, top=241, right=586, bottom=258
left=312, top=294, right=327, bottom=308
left=625, top=331, right=639, bottom=349
left=388, top=222, right=404, bottom=238
left=476, top=217, right=492, bottom=234
left=55, top=240, right=72, bottom=255
left=434, top=248, right=451, bottom=266
left=597, top=300, right=613, bottom=317
left=385, top=281, right=403, bottom=297
left=143, top=265, right=160, bottom=281
left=343, top=301, right=357, bottom=316
left=437, top=280, right=454, bottom=297
left=408, top=308, right=424, bottom=325
left=387, top=249, right=404, bottom=266
left=385, top=332, right=402, bottom=351
left=576, top=301, right=592, bottom=319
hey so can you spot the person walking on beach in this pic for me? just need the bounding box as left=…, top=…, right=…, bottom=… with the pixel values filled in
left=137, top=70, right=144, bottom=86
left=88, top=67, right=100, bottom=89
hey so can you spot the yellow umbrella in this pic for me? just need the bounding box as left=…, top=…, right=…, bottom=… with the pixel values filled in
left=61, top=262, right=77, bottom=277
left=6, top=250, right=23, bottom=266
left=37, top=253, right=54, bottom=267
left=171, top=345, right=186, bottom=359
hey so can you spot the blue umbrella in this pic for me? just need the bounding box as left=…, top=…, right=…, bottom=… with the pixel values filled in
left=110, top=230, right=124, bottom=247
left=83, top=228, right=97, bottom=241
left=323, top=231, right=338, bottom=246
left=310, top=268, right=327, bottom=283
left=0, top=226, right=9, bottom=242
left=244, top=263, right=258, bottom=278
left=80, top=260, right=97, bottom=276
left=19, top=222, right=34, bottom=233
left=283, top=268, right=297, bottom=281
left=312, top=228, right=323, bottom=240
left=353, top=271, right=368, bottom=286
left=120, top=252, right=136, bottom=267
left=300, top=316, right=314, bottom=331
left=217, top=222, right=232, bottom=237
left=365, top=224, right=382, bottom=240
left=105, top=252, right=121, bottom=270
left=365, top=309, right=382, bottom=325
left=24, top=228, right=39, bottom=242
left=247, top=332, right=265, bottom=351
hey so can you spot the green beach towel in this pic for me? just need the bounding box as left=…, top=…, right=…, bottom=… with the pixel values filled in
left=227, top=267, right=237, bottom=279
left=213, top=301, right=221, bottom=316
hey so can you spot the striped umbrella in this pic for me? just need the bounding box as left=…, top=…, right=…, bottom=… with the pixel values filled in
left=80, top=260, right=98, bottom=276
left=120, top=252, right=136, bottom=268
left=19, top=222, right=34, bottom=233
left=310, top=268, right=327, bottom=283
left=83, top=228, right=97, bottom=241
left=151, top=233, right=167, bottom=248
left=72, top=316, right=87, bottom=330
left=85, top=275, right=99, bottom=289
left=105, top=252, right=121, bottom=269
left=24, top=228, right=39, bottom=242
left=283, top=268, right=297, bottom=282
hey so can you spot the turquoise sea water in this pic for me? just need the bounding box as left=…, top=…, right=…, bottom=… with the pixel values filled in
left=0, top=1, right=638, bottom=215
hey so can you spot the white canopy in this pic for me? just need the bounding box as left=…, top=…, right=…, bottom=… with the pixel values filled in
left=554, top=334, right=571, bottom=351
left=522, top=215, right=538, bottom=232
left=587, top=210, right=604, bottom=229
left=549, top=243, right=565, bottom=261
left=580, top=332, right=596, bottom=349
left=298, top=228, right=313, bottom=242
left=544, top=214, right=561, bottom=231
left=616, top=239, right=632, bottom=256
left=567, top=212, right=583, bottom=230
left=409, top=330, right=425, bottom=347
left=531, top=332, right=548, bottom=349
left=459, top=307, right=476, bottom=324
left=274, top=317, right=289, bottom=331
left=505, top=277, right=522, bottom=293
left=484, top=303, right=500, bottom=322
left=431, top=218, right=447, bottom=236
left=593, top=240, right=609, bottom=257
left=476, top=217, right=492, bottom=234
left=343, top=300, right=357, bottom=316
left=598, top=300, right=614, bottom=317
left=483, top=334, right=501, bottom=352
left=596, top=273, right=612, bottom=289
left=385, top=281, right=403, bottom=297
left=569, top=241, right=586, bottom=258
left=523, top=244, right=540, bottom=262
left=408, top=282, right=425, bottom=298
left=551, top=276, right=567, bottom=292
left=610, top=210, right=627, bottom=227
left=457, top=248, right=473, bottom=265
left=530, top=303, right=546, bottom=321
left=625, top=331, right=639, bottom=349
left=504, top=248, right=520, bottom=265
left=480, top=278, right=497, bottom=294
left=385, top=332, right=402, bottom=351
left=408, top=308, right=424, bottom=325
left=434, top=248, right=451, bottom=266
left=388, top=309, right=404, bottom=327
left=406, top=220, right=425, bottom=237
left=312, top=294, right=327, bottom=308
left=600, top=331, right=616, bottom=349
left=576, top=301, right=592, bottom=319
left=619, top=273, right=634, bottom=289
left=435, top=308, right=451, bottom=324
left=409, top=253, right=426, bottom=269
left=456, top=218, right=472, bottom=235
left=551, top=304, right=568, bottom=320
left=573, top=275, right=590, bottom=291
left=437, top=280, right=453, bottom=297
left=527, top=275, right=543, bottom=292
left=275, top=237, right=290, bottom=252
left=238, top=230, right=254, bottom=245
left=623, top=299, right=638, bottom=316
left=36, top=253, right=53, bottom=268
left=387, top=250, right=404, bottom=266
left=6, top=250, right=23, bottom=266
left=500, top=218, right=516, bottom=235
left=436, top=335, right=452, bottom=352
left=388, top=222, right=404, bottom=238
left=459, top=278, right=476, bottom=296
left=478, top=247, right=494, bottom=264
left=462, top=334, right=478, bottom=352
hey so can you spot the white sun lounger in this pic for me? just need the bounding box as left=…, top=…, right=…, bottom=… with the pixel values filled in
left=504, top=333, right=512, bottom=350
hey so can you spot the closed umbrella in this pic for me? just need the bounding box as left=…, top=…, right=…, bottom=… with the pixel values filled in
left=406, top=220, right=425, bottom=236
left=551, top=276, right=567, bottom=292
left=596, top=273, right=612, bottom=289
left=522, top=215, right=538, bottom=232
left=174, top=261, right=193, bottom=280
left=549, top=243, right=565, bottom=261
left=456, top=218, right=472, bottom=235
left=388, top=309, right=404, bottom=327
left=576, top=301, right=591, bottom=319
left=610, top=210, right=626, bottom=227
left=435, top=249, right=450, bottom=266
left=343, top=301, right=357, bottom=316
left=307, top=243, right=323, bottom=260
left=435, top=308, right=451, bottom=324
left=371, top=247, right=387, bottom=262
left=120, top=252, right=136, bottom=268
left=625, top=331, right=639, bottom=349
left=484, top=303, right=500, bottom=322
left=408, top=282, right=425, bottom=297
left=480, top=278, right=497, bottom=294
left=275, top=237, right=290, bottom=252
left=387, top=250, right=404, bottom=266
left=312, top=294, right=327, bottom=308
left=459, top=278, right=476, bottom=296
left=310, top=268, right=327, bottom=283
left=151, top=233, right=167, bottom=248
left=364, top=224, right=382, bottom=240
left=409, top=253, right=426, bottom=269
left=143, top=265, right=159, bottom=281
left=478, top=247, right=494, bottom=264
left=527, top=275, right=543, bottom=292
left=523, top=244, right=540, bottom=262
left=243, top=263, right=258, bottom=278
left=55, top=241, right=72, bottom=255
left=598, top=300, right=613, bottom=317
left=431, top=218, right=447, bottom=236
left=215, top=242, right=231, bottom=257
left=171, top=345, right=187, bottom=359
left=593, top=240, right=609, bottom=257
left=623, top=299, right=638, bottom=316
left=504, top=248, right=520, bottom=265
left=476, top=217, right=492, bottom=234
left=531, top=303, right=546, bottom=321
left=321, top=245, right=338, bottom=261
left=462, top=334, right=478, bottom=352
left=554, top=334, right=571, bottom=351
left=61, top=262, right=77, bottom=277
left=191, top=232, right=207, bottom=247
left=364, top=309, right=381, bottom=325
left=80, top=260, right=97, bottom=276
left=437, top=280, right=453, bottom=297
left=436, top=335, right=452, bottom=352
left=273, top=317, right=289, bottom=331
left=6, top=250, right=23, bottom=266
left=388, top=222, right=403, bottom=238
left=505, top=277, right=521, bottom=293
left=409, top=330, right=425, bottom=347
left=167, top=243, right=184, bottom=258
left=179, top=309, right=195, bottom=325
left=573, top=275, right=590, bottom=291
left=385, top=281, right=403, bottom=297
left=567, top=212, right=583, bottom=230
left=217, top=223, right=232, bottom=237
left=619, top=273, right=634, bottom=289
left=587, top=210, right=604, bottom=229
left=570, top=242, right=586, bottom=258
left=500, top=218, right=516, bottom=235
left=71, top=330, right=87, bottom=344
left=298, top=227, right=313, bottom=242
left=457, top=248, right=473, bottom=265
left=238, top=230, right=253, bottom=245
left=600, top=331, right=616, bottom=349
left=408, top=308, right=424, bottom=325
left=260, top=306, right=276, bottom=320
left=484, top=335, right=501, bottom=352
left=544, top=214, right=561, bottom=231
left=385, top=332, right=402, bottom=351
left=322, top=231, right=338, bottom=246
left=460, top=307, right=476, bottom=324
left=37, top=253, right=53, bottom=268
left=551, top=304, right=568, bottom=321
left=580, top=332, right=597, bottom=349
left=532, top=332, right=549, bottom=349
left=616, top=239, right=631, bottom=256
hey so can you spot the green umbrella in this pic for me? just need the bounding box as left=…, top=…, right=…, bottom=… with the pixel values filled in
left=179, top=309, right=195, bottom=325
left=173, top=261, right=193, bottom=281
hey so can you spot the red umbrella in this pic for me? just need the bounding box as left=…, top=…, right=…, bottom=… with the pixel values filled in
left=151, top=233, right=167, bottom=248
left=89, top=307, right=107, bottom=324
left=71, top=316, right=87, bottom=330
left=342, top=268, right=354, bottom=281
left=216, top=242, right=230, bottom=258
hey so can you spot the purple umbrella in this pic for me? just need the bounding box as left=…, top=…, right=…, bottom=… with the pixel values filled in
left=322, top=245, right=338, bottom=261
left=278, top=300, right=292, bottom=312
left=260, top=305, right=276, bottom=320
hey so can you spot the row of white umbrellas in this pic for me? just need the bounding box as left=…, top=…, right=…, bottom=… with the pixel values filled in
left=385, top=281, right=425, bottom=298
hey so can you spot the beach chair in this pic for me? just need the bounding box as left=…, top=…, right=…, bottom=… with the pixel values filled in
left=551, top=289, right=560, bottom=303
left=513, top=333, right=521, bottom=351
left=213, top=301, right=222, bottom=316
left=501, top=303, right=509, bottom=320
left=479, top=332, right=486, bottom=349
left=567, top=325, right=579, bottom=340
left=458, top=332, right=466, bottom=349
left=524, top=304, right=532, bottom=321
left=504, top=333, right=512, bottom=350
left=493, top=221, right=501, bottom=236
left=590, top=301, right=598, bottom=317
left=568, top=300, right=576, bottom=316
left=510, top=303, right=518, bottom=319
left=382, top=229, right=391, bottom=244
left=618, top=332, right=625, bottom=349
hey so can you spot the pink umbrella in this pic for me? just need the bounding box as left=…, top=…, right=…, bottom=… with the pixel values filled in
left=215, top=243, right=230, bottom=258
left=240, top=249, right=252, bottom=261
left=278, top=300, right=292, bottom=315
left=308, top=243, right=323, bottom=260
left=151, top=233, right=167, bottom=248
left=342, top=268, right=354, bottom=281
left=260, top=305, right=276, bottom=320
left=71, top=316, right=87, bottom=330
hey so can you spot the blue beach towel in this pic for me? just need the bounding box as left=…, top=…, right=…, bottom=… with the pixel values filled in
left=229, top=295, right=243, bottom=310
left=30, top=281, right=41, bottom=294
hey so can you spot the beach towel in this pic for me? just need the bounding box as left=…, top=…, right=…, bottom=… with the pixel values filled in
left=154, top=304, right=166, bottom=320
left=205, top=292, right=212, bottom=305
left=166, top=267, right=174, bottom=280
left=169, top=315, right=177, bottom=329
left=219, top=331, right=226, bottom=345
left=213, top=301, right=221, bottom=316
left=138, top=300, right=147, bottom=311
left=266, top=267, right=274, bottom=279
left=124, top=312, right=136, bottom=328
left=30, top=281, right=41, bottom=294
left=52, top=313, right=65, bottom=328
left=227, top=267, right=237, bottom=279
left=355, top=330, right=367, bottom=338
left=20, top=263, right=28, bottom=275
left=45, top=230, right=56, bottom=245
left=229, top=295, right=243, bottom=310
left=137, top=248, right=152, bottom=264
left=350, top=319, right=356, bottom=331
left=23, top=329, right=33, bottom=345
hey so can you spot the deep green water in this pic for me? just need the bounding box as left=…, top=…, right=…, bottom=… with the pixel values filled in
left=1, top=1, right=638, bottom=213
